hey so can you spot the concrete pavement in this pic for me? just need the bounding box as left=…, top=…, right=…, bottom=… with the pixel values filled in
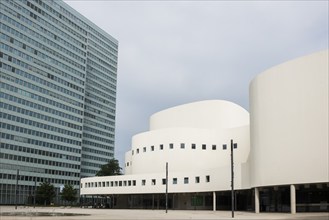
left=0, top=206, right=328, bottom=220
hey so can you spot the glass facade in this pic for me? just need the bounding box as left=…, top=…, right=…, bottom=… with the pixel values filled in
left=0, top=0, right=118, bottom=204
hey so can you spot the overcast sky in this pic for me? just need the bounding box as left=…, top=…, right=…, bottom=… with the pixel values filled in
left=64, top=0, right=328, bottom=167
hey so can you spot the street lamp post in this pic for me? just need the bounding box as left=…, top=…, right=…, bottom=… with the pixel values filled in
left=34, top=178, right=37, bottom=208
left=165, top=162, right=168, bottom=213
left=15, top=169, right=19, bottom=210
left=231, top=139, right=237, bottom=218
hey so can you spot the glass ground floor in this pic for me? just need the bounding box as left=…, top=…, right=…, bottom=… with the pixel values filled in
left=80, top=182, right=328, bottom=212
left=1, top=182, right=327, bottom=212
left=258, top=184, right=329, bottom=212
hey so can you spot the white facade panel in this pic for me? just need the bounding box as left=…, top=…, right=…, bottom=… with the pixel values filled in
left=82, top=100, right=250, bottom=195
left=249, top=50, right=329, bottom=187
left=150, top=100, right=249, bottom=130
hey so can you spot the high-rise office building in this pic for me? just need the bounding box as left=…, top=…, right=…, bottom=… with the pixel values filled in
left=0, top=0, right=118, bottom=204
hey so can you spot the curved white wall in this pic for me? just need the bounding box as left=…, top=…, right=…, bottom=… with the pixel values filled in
left=125, top=100, right=249, bottom=176
left=81, top=100, right=250, bottom=195
left=249, top=50, right=329, bottom=187
left=150, top=100, right=249, bottom=130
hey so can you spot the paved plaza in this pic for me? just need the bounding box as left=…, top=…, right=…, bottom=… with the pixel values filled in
left=0, top=206, right=328, bottom=220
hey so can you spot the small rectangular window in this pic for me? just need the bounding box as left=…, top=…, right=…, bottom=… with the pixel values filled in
left=184, top=177, right=189, bottom=184
left=173, top=178, right=177, bottom=184
left=142, top=180, right=146, bottom=186
left=202, top=144, right=206, bottom=150
left=133, top=180, right=136, bottom=186
left=206, top=175, right=210, bottom=182
left=152, top=179, right=156, bottom=185
left=143, top=147, right=146, bottom=152
left=162, top=178, right=167, bottom=185
left=160, top=144, right=163, bottom=150
left=212, top=145, right=216, bottom=150
left=222, top=144, right=227, bottom=150
left=151, top=146, right=154, bottom=151
left=137, top=148, right=139, bottom=154
left=234, top=143, right=238, bottom=149
left=181, top=143, right=185, bottom=149
left=169, top=143, right=174, bottom=149
left=191, top=144, right=196, bottom=149
left=195, top=176, right=200, bottom=183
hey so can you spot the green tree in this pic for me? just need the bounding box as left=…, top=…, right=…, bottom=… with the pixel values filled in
left=96, top=158, right=122, bottom=176
left=61, top=184, right=77, bottom=204
left=36, top=182, right=56, bottom=205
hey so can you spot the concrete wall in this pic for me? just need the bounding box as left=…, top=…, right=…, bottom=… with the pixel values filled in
left=81, top=100, right=250, bottom=195
left=249, top=50, right=329, bottom=187
left=149, top=100, right=249, bottom=130
left=126, top=126, right=249, bottom=175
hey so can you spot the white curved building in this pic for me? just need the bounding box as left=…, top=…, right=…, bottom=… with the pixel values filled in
left=249, top=50, right=328, bottom=213
left=126, top=100, right=249, bottom=178
left=80, top=50, right=328, bottom=212
left=81, top=100, right=251, bottom=210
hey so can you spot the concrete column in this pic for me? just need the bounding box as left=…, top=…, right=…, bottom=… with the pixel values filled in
left=255, top=187, right=260, bottom=213
left=213, top=192, right=216, bottom=211
left=152, top=194, right=154, bottom=210
left=290, top=184, right=296, bottom=214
